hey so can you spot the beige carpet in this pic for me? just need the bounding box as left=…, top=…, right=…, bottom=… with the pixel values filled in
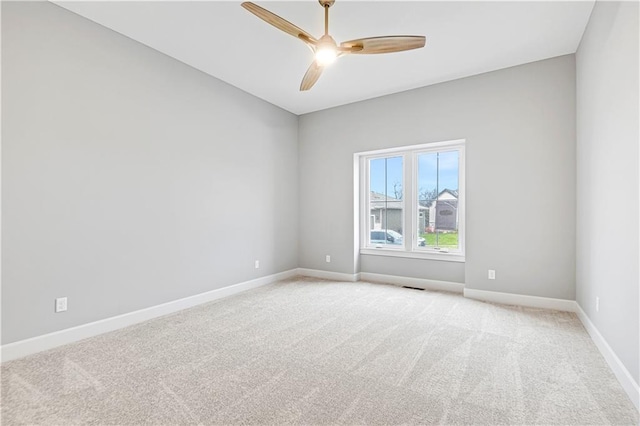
left=1, top=277, right=638, bottom=425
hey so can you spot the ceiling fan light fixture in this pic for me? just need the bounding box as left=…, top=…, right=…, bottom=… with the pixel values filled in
left=315, top=34, right=338, bottom=66
left=315, top=46, right=337, bottom=66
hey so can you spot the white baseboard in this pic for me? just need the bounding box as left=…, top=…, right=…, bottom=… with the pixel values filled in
left=575, top=304, right=640, bottom=411
left=463, top=288, right=577, bottom=312
left=359, top=272, right=464, bottom=293
left=296, top=268, right=360, bottom=282
left=1, top=269, right=297, bottom=363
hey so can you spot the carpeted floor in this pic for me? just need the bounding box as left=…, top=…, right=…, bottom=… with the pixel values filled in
left=1, top=277, right=638, bottom=425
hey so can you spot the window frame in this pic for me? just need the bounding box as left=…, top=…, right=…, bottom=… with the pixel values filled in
left=358, top=139, right=465, bottom=263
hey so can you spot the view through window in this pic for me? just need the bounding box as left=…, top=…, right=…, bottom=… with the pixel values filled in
left=362, top=140, right=465, bottom=259
left=369, top=156, right=403, bottom=246
left=417, top=150, right=460, bottom=251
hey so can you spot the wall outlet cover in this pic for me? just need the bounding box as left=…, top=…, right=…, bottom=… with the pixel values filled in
left=55, top=297, right=67, bottom=313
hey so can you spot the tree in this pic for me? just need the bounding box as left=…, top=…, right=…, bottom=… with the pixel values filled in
left=419, top=187, right=438, bottom=207
left=393, top=181, right=403, bottom=199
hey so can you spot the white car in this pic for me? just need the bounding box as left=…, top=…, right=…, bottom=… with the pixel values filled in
left=370, top=230, right=426, bottom=246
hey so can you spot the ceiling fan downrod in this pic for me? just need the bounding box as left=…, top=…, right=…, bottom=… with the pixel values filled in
left=319, top=0, right=334, bottom=36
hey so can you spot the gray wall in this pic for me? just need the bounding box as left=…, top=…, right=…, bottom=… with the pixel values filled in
left=2, top=2, right=299, bottom=344
left=576, top=1, right=639, bottom=384
left=299, top=55, right=576, bottom=299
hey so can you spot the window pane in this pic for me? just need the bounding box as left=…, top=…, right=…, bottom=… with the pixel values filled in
left=369, top=156, right=403, bottom=246
left=417, top=150, right=459, bottom=250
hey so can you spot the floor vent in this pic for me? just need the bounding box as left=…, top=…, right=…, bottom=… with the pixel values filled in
left=402, top=286, right=424, bottom=291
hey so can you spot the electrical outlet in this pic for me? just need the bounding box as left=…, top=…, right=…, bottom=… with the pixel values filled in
left=255, top=260, right=260, bottom=269
left=488, top=270, right=496, bottom=280
left=325, top=255, right=331, bottom=263
left=55, top=297, right=67, bottom=313
left=596, top=296, right=600, bottom=312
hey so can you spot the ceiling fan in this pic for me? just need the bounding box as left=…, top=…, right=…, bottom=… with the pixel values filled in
left=241, top=0, right=426, bottom=91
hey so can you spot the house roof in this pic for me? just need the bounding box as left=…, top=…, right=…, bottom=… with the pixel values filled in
left=370, top=192, right=427, bottom=210
left=424, top=189, right=459, bottom=208
left=439, top=189, right=458, bottom=198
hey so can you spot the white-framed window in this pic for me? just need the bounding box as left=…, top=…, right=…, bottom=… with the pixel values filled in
left=358, top=139, right=465, bottom=262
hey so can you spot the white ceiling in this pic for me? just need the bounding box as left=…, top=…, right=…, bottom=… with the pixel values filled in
left=54, top=1, right=594, bottom=115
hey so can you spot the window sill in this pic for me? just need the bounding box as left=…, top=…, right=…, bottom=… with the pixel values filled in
left=360, top=248, right=465, bottom=263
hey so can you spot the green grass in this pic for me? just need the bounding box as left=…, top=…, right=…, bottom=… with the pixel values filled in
left=421, top=232, right=459, bottom=248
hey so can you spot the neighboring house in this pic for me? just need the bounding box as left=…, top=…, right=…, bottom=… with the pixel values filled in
left=427, top=189, right=459, bottom=231
left=370, top=192, right=428, bottom=234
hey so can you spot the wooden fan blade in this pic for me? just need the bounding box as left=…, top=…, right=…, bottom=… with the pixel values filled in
left=340, top=36, right=426, bottom=54
left=300, top=61, right=324, bottom=91
left=241, top=2, right=317, bottom=45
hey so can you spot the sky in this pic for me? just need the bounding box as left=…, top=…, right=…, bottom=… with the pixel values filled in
left=370, top=150, right=459, bottom=200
